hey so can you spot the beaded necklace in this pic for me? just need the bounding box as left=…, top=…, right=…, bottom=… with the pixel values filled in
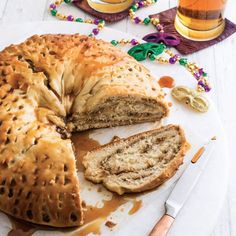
left=49, top=0, right=211, bottom=92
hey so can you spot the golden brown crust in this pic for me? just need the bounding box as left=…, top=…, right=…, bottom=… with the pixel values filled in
left=0, top=84, right=82, bottom=227
left=0, top=34, right=169, bottom=227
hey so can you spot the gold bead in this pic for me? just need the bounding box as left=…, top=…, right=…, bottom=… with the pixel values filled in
left=165, top=49, right=174, bottom=57
left=197, top=86, right=204, bottom=92
left=187, top=67, right=193, bottom=72
left=151, top=18, right=159, bottom=25
left=56, top=13, right=64, bottom=20
left=143, top=1, right=147, bottom=6
left=155, top=18, right=160, bottom=24
left=157, top=57, right=165, bottom=64
left=85, top=19, right=92, bottom=23
left=189, top=62, right=197, bottom=69
left=129, top=12, right=135, bottom=17
left=165, top=49, right=170, bottom=54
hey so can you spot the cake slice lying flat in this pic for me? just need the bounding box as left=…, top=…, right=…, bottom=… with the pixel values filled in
left=83, top=125, right=188, bottom=195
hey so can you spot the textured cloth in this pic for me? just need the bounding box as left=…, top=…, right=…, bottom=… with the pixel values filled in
left=150, top=7, right=236, bottom=55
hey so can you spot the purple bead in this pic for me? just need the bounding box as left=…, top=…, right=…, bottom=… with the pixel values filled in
left=199, top=68, right=204, bottom=76
left=138, top=1, right=144, bottom=7
left=94, top=18, right=100, bottom=25
left=157, top=25, right=164, bottom=31
left=198, top=80, right=205, bottom=87
left=204, top=85, right=211, bottom=92
left=92, top=28, right=99, bottom=35
left=134, top=17, right=141, bottom=24
left=67, top=15, right=74, bottom=21
left=194, top=72, right=201, bottom=79
left=50, top=3, right=56, bottom=9
left=169, top=57, right=177, bottom=64
left=131, top=39, right=138, bottom=45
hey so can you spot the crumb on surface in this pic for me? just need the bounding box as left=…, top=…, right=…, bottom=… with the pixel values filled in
left=105, top=220, right=116, bottom=228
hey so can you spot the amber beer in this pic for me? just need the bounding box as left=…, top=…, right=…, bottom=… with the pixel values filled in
left=87, top=0, right=133, bottom=13
left=175, top=0, right=227, bottom=41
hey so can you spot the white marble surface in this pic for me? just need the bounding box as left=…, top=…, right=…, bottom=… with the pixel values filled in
left=0, top=0, right=235, bottom=235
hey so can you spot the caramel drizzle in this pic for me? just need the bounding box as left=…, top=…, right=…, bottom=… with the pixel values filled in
left=73, top=194, right=142, bottom=235
left=158, top=76, right=175, bottom=89
left=7, top=217, right=38, bottom=236
left=71, top=131, right=101, bottom=172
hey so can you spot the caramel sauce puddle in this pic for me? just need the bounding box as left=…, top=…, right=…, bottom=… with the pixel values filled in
left=71, top=131, right=101, bottom=172
left=7, top=217, right=38, bottom=236
left=158, top=76, right=175, bottom=88
left=72, top=218, right=105, bottom=236
left=128, top=199, right=142, bottom=215
left=73, top=195, right=128, bottom=235
left=73, top=194, right=142, bottom=235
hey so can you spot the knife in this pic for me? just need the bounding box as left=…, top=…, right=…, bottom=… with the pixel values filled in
left=149, top=140, right=216, bottom=236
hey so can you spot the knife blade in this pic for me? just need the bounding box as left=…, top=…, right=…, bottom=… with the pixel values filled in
left=149, top=140, right=216, bottom=236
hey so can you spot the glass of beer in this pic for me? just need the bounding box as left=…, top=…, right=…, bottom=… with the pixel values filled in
left=87, top=0, right=133, bottom=13
left=174, top=0, right=227, bottom=41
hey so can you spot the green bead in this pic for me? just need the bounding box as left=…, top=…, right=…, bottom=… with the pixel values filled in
left=64, top=0, right=71, bottom=3
left=99, top=19, right=105, bottom=24
left=203, top=72, right=207, bottom=77
left=111, top=40, right=118, bottom=46
left=179, top=58, right=187, bottom=66
left=76, top=18, right=83, bottom=22
left=149, top=54, right=156, bottom=61
left=143, top=17, right=150, bottom=25
left=153, top=0, right=158, bottom=2
left=131, top=5, right=138, bottom=11
left=51, top=9, right=57, bottom=16
left=88, top=33, right=93, bottom=37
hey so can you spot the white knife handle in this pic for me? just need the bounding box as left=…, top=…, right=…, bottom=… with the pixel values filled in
left=149, top=214, right=175, bottom=236
left=166, top=200, right=181, bottom=218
